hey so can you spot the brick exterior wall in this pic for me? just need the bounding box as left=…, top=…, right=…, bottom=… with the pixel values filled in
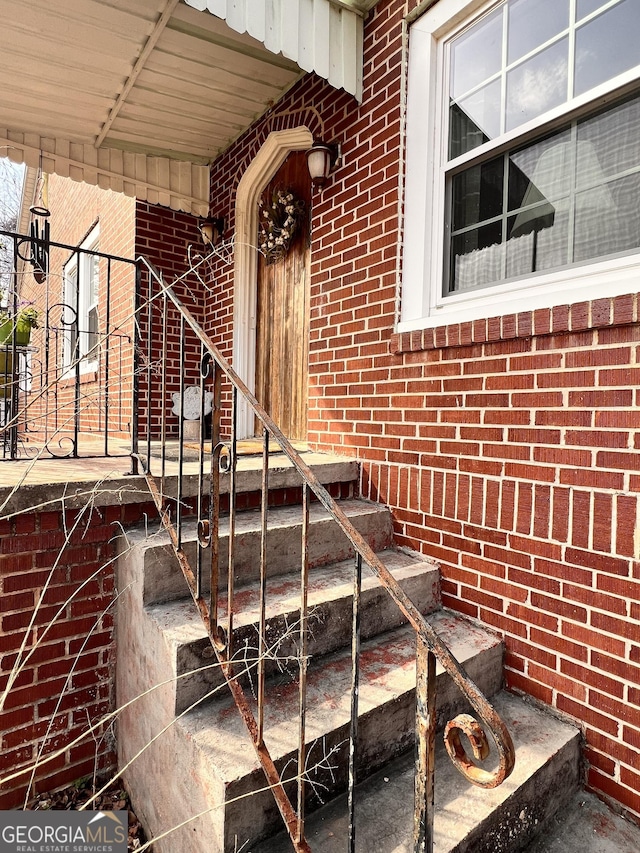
left=0, top=501, right=155, bottom=808
left=1, top=185, right=203, bottom=805
left=199, top=0, right=640, bottom=823
left=384, top=306, right=640, bottom=819
left=134, top=202, right=205, bottom=439
left=15, top=178, right=203, bottom=444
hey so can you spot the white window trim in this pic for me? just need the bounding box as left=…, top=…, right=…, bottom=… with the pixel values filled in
left=400, top=0, right=640, bottom=333
left=63, top=224, right=100, bottom=375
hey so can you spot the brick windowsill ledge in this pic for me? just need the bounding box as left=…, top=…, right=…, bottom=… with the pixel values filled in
left=391, top=293, right=639, bottom=354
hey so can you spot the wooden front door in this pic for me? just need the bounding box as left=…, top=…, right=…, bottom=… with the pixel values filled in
left=255, top=152, right=311, bottom=440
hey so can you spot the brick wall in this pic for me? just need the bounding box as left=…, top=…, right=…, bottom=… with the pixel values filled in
left=134, top=202, right=205, bottom=439
left=15, top=179, right=203, bottom=444
left=0, top=500, right=155, bottom=808
left=380, top=302, right=640, bottom=820
left=200, top=0, right=640, bottom=824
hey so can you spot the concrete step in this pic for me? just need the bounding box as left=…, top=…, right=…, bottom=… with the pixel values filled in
left=130, top=498, right=394, bottom=605
left=181, top=610, right=504, bottom=852
left=148, top=548, right=441, bottom=714
left=146, top=448, right=359, bottom=500
left=257, top=691, right=582, bottom=853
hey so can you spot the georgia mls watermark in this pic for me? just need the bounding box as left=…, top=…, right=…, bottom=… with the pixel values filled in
left=0, top=811, right=127, bottom=853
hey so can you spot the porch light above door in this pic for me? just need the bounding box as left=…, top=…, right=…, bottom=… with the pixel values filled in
left=306, top=142, right=341, bottom=187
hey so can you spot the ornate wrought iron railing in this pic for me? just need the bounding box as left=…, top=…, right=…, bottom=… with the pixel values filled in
left=133, top=259, right=515, bottom=853
left=0, top=227, right=137, bottom=460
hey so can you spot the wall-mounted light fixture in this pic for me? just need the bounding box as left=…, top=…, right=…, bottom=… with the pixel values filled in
left=306, top=141, right=341, bottom=187
left=198, top=216, right=225, bottom=245
left=29, top=205, right=51, bottom=284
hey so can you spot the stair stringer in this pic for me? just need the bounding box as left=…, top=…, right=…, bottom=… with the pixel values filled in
left=115, top=529, right=230, bottom=853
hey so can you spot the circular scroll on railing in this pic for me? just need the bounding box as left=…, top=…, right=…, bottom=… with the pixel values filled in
left=214, top=442, right=233, bottom=473
left=43, top=435, right=77, bottom=459
left=444, top=713, right=513, bottom=789
left=197, top=518, right=211, bottom=548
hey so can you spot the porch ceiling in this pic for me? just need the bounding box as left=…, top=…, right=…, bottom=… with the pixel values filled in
left=0, top=0, right=369, bottom=216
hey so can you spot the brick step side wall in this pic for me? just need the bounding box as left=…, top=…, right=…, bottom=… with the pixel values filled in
left=0, top=501, right=156, bottom=809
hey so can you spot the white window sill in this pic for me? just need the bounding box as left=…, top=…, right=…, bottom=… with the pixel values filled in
left=398, top=253, right=640, bottom=333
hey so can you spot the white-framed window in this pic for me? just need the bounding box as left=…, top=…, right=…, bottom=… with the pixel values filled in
left=401, top=0, right=640, bottom=331
left=63, top=225, right=100, bottom=373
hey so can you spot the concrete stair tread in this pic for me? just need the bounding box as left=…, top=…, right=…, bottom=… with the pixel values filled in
left=182, top=609, right=503, bottom=785
left=211, top=498, right=386, bottom=539
left=256, top=691, right=582, bottom=853
left=148, top=548, right=440, bottom=647
left=522, top=790, right=640, bottom=853
left=129, top=498, right=386, bottom=548
left=137, top=498, right=395, bottom=606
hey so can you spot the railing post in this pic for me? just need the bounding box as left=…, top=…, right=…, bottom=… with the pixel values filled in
left=348, top=552, right=362, bottom=853
left=129, top=262, right=141, bottom=475
left=257, top=426, right=270, bottom=746
left=414, top=635, right=436, bottom=853
left=296, top=483, right=310, bottom=845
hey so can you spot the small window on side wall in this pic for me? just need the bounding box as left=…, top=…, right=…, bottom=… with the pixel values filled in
left=63, top=224, right=100, bottom=374
left=401, top=0, right=640, bottom=331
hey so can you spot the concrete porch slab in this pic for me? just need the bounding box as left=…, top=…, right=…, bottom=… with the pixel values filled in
left=0, top=445, right=358, bottom=515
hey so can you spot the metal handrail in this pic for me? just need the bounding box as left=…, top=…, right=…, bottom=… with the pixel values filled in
left=135, top=258, right=515, bottom=853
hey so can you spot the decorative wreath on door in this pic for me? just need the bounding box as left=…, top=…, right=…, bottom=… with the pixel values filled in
left=258, top=188, right=306, bottom=265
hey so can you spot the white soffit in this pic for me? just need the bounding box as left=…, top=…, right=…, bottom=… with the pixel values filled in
left=183, top=0, right=365, bottom=100
left=0, top=0, right=367, bottom=216
left=1, top=130, right=211, bottom=217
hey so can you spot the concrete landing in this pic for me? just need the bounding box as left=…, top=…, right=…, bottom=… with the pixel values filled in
left=0, top=445, right=357, bottom=513
left=524, top=791, right=640, bottom=853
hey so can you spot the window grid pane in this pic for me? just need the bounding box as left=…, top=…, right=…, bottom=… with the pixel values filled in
left=447, top=92, right=640, bottom=294
left=447, top=0, right=634, bottom=161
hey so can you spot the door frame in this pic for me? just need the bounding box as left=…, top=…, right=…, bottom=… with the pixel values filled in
left=233, top=126, right=313, bottom=438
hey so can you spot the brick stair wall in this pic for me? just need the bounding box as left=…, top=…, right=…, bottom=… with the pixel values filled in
left=0, top=500, right=158, bottom=808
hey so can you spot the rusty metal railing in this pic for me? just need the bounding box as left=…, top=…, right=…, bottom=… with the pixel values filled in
left=0, top=227, right=136, bottom=460
left=133, top=259, right=515, bottom=853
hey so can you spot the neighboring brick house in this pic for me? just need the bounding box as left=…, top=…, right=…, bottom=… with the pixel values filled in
left=1, top=0, right=639, bottom=828
left=15, top=173, right=203, bottom=446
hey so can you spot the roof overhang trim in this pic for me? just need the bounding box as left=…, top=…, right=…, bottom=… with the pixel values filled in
left=184, top=0, right=365, bottom=101
left=1, top=130, right=209, bottom=218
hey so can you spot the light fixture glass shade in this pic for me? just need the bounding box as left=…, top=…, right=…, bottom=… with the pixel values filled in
left=198, top=217, right=224, bottom=245
left=306, top=143, right=334, bottom=185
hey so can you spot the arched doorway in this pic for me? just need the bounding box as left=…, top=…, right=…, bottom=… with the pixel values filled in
left=233, top=127, right=314, bottom=439
left=254, top=151, right=311, bottom=439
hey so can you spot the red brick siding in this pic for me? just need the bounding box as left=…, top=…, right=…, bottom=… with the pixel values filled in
left=0, top=501, right=155, bottom=808
left=374, top=312, right=640, bottom=819
left=16, top=180, right=203, bottom=443
left=134, top=202, right=204, bottom=438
